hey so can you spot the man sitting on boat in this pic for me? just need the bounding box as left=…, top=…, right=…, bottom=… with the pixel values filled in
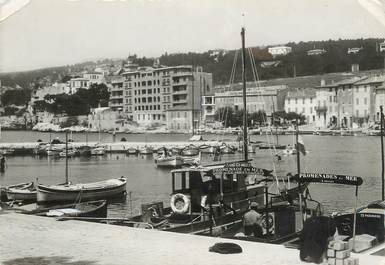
left=243, top=202, right=263, bottom=237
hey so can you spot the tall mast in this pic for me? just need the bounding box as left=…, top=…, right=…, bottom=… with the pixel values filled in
left=241, top=27, right=248, bottom=161
left=296, top=119, right=303, bottom=227
left=191, top=65, right=195, bottom=135
left=381, top=106, right=384, bottom=201
left=272, top=97, right=278, bottom=145
left=65, top=130, right=69, bottom=184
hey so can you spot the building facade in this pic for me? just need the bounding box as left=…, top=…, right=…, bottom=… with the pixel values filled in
left=201, top=95, right=215, bottom=124
left=284, top=88, right=317, bottom=124
left=215, top=85, right=285, bottom=118
left=109, top=65, right=212, bottom=127
left=68, top=78, right=90, bottom=94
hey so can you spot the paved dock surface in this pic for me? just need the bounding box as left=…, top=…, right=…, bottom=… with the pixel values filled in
left=0, top=212, right=384, bottom=265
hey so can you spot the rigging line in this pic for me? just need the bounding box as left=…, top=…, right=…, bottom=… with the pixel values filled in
left=220, top=50, right=237, bottom=126
left=221, top=50, right=239, bottom=133
left=247, top=48, right=280, bottom=193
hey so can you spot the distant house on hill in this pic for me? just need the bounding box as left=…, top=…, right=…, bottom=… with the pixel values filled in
left=268, top=46, right=292, bottom=57
left=347, top=47, right=363, bottom=54
left=307, top=49, right=326, bottom=56
left=379, top=41, right=385, bottom=52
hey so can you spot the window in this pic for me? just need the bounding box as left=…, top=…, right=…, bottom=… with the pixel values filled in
left=287, top=99, right=290, bottom=104
left=356, top=110, right=359, bottom=116
left=356, top=98, right=359, bottom=105
left=147, top=81, right=152, bottom=86
left=302, top=107, right=305, bottom=113
left=142, top=98, right=146, bottom=103
left=310, top=98, right=313, bottom=104
left=157, top=88, right=160, bottom=93
left=295, top=98, right=298, bottom=104
left=364, top=98, right=367, bottom=105
left=148, top=89, right=152, bottom=94
left=310, top=107, right=313, bottom=114
left=142, top=81, right=146, bottom=86
left=302, top=99, right=305, bottom=104
left=329, top=96, right=332, bottom=102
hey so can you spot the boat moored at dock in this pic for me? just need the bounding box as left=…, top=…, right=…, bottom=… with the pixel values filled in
left=36, top=177, right=127, bottom=204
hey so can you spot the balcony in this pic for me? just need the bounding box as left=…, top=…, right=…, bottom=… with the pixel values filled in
left=172, top=81, right=188, bottom=86
left=172, top=72, right=193, bottom=77
left=173, top=89, right=188, bottom=95
left=315, top=106, right=328, bottom=113
left=173, top=99, right=188, bottom=104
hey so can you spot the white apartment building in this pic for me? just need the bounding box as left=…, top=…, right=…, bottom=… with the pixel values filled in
left=215, top=85, right=285, bottom=117
left=201, top=95, right=215, bottom=124
left=314, top=85, right=338, bottom=128
left=110, top=65, right=212, bottom=127
left=68, top=78, right=90, bottom=94
left=83, top=72, right=105, bottom=85
left=268, top=46, right=292, bottom=57
left=284, top=88, right=317, bottom=124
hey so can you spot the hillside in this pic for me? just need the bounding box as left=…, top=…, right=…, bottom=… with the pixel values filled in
left=1, top=38, right=384, bottom=89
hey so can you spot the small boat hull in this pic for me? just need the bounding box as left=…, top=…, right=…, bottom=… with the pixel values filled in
left=139, top=147, right=153, bottom=155
left=27, top=200, right=108, bottom=218
left=91, top=147, right=106, bottom=155
left=37, top=177, right=127, bottom=204
left=2, top=182, right=36, bottom=202
left=6, top=189, right=36, bottom=201
left=155, top=156, right=184, bottom=168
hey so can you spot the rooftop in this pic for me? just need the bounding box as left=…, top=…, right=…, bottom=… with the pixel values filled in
left=286, top=88, right=316, bottom=99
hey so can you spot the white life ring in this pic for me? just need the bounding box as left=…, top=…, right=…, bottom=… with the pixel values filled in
left=170, top=193, right=190, bottom=214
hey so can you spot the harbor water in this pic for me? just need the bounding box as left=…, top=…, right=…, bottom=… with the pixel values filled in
left=0, top=130, right=382, bottom=217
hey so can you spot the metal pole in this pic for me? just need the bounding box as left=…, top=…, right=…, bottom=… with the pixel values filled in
left=265, top=186, right=269, bottom=237
left=352, top=186, right=359, bottom=252
left=381, top=106, right=384, bottom=201
left=296, top=119, right=303, bottom=228
left=241, top=27, right=248, bottom=161
left=65, top=130, right=68, bottom=184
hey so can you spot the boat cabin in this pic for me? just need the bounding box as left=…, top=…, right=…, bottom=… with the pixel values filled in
left=170, top=164, right=266, bottom=216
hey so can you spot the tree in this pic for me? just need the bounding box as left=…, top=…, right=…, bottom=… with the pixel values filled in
left=87, top=83, right=109, bottom=107
left=1, top=89, right=31, bottom=106
left=249, top=110, right=267, bottom=126
left=214, top=107, right=236, bottom=127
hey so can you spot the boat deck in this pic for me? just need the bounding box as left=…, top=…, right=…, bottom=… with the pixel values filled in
left=0, top=211, right=383, bottom=265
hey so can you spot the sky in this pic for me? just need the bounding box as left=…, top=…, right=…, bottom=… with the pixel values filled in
left=0, top=0, right=385, bottom=73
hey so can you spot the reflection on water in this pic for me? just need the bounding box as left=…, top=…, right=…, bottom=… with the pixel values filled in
left=0, top=132, right=383, bottom=216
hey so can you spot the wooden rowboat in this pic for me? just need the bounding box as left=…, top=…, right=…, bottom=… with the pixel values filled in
left=2, top=182, right=36, bottom=202
left=36, top=177, right=127, bottom=204
left=24, top=200, right=108, bottom=218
